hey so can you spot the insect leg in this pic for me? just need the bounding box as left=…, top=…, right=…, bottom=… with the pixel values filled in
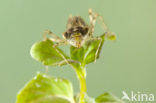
left=96, top=14, right=116, bottom=39
left=88, top=8, right=98, bottom=36
left=95, top=37, right=103, bottom=62
left=96, top=13, right=109, bottom=32
left=88, top=9, right=115, bottom=39
left=53, top=42, right=81, bottom=66
left=57, top=59, right=81, bottom=66
left=88, top=8, right=93, bottom=22
left=42, top=30, right=69, bottom=65
left=52, top=42, right=69, bottom=66
left=43, top=30, right=63, bottom=42
left=89, top=37, right=103, bottom=62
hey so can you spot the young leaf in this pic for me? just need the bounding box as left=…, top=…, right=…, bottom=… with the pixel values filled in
left=95, top=93, right=124, bottom=103
left=30, top=39, right=69, bottom=66
left=16, top=73, right=74, bottom=103
left=83, top=34, right=105, bottom=64
left=70, top=34, right=105, bottom=66
left=70, top=46, right=85, bottom=64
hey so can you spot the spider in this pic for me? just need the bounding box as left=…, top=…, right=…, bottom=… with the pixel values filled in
left=43, top=9, right=115, bottom=65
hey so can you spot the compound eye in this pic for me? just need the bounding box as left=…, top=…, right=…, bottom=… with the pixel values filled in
left=81, top=27, right=88, bottom=35
left=63, top=32, right=70, bottom=39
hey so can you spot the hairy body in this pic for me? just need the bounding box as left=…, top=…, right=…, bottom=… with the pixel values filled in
left=43, top=9, right=114, bottom=63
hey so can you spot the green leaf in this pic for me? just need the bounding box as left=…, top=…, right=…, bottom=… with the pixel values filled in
left=95, top=93, right=124, bottom=103
left=70, top=46, right=85, bottom=64
left=16, top=73, right=74, bottom=103
left=70, top=34, right=105, bottom=66
left=30, top=39, right=69, bottom=66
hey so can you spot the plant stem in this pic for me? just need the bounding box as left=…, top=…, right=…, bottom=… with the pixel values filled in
left=75, top=66, right=87, bottom=103
left=79, top=75, right=86, bottom=103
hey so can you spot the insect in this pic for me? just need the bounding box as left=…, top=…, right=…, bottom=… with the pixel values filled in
left=43, top=9, right=115, bottom=65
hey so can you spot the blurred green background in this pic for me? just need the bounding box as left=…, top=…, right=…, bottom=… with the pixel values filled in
left=0, top=0, right=156, bottom=103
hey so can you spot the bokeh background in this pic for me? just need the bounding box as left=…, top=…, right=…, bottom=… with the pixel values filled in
left=0, top=0, right=156, bottom=103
